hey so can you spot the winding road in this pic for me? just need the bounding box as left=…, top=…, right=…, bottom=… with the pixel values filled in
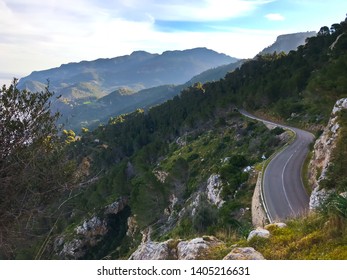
left=239, top=109, right=315, bottom=222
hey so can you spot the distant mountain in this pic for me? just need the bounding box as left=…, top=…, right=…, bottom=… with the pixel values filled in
left=185, top=60, right=245, bottom=85
left=59, top=60, right=246, bottom=131
left=259, top=31, right=317, bottom=55
left=18, top=48, right=238, bottom=103
left=59, top=31, right=317, bottom=131
left=63, top=84, right=184, bottom=130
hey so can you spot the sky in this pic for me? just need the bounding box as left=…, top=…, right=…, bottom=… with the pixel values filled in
left=1, top=0, right=347, bottom=86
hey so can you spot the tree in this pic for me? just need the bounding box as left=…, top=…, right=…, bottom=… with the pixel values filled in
left=0, top=79, right=75, bottom=258
left=318, top=26, right=330, bottom=36
left=0, top=79, right=60, bottom=158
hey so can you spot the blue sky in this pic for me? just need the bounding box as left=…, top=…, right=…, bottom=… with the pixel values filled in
left=1, top=0, right=347, bottom=85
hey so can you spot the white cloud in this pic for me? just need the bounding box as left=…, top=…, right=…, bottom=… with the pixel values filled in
left=111, top=0, right=273, bottom=22
left=0, top=0, right=281, bottom=86
left=265, top=13, right=285, bottom=21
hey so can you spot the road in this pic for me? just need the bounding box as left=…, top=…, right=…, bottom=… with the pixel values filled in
left=239, top=109, right=315, bottom=222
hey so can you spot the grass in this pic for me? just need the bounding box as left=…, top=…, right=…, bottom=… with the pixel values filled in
left=302, top=151, right=314, bottom=196
left=245, top=213, right=347, bottom=259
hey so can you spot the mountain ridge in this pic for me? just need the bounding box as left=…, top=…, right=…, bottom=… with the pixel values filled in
left=19, top=47, right=238, bottom=98
left=259, top=31, right=317, bottom=55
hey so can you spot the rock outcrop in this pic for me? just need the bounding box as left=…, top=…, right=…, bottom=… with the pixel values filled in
left=75, top=216, right=108, bottom=244
left=308, top=98, right=347, bottom=210
left=129, top=240, right=172, bottom=260
left=223, top=247, right=265, bottom=260
left=206, top=174, right=224, bottom=208
left=126, top=216, right=138, bottom=238
left=129, top=236, right=222, bottom=260
left=177, top=237, right=222, bottom=260
left=55, top=197, right=128, bottom=259
left=247, top=228, right=270, bottom=241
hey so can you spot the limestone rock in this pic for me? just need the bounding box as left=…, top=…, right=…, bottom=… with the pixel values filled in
left=129, top=241, right=171, bottom=260
left=223, top=247, right=265, bottom=260
left=126, top=216, right=138, bottom=237
left=309, top=186, right=333, bottom=210
left=104, top=197, right=128, bottom=215
left=60, top=239, right=85, bottom=259
left=56, top=197, right=129, bottom=259
left=76, top=216, right=107, bottom=238
left=153, top=170, right=169, bottom=183
left=332, top=98, right=347, bottom=115
left=247, top=228, right=270, bottom=241
left=206, top=174, right=224, bottom=208
left=190, top=193, right=201, bottom=217
left=177, top=236, right=222, bottom=260
left=308, top=98, right=347, bottom=210
left=129, top=236, right=222, bottom=260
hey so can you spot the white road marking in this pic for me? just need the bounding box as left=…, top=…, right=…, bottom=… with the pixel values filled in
left=282, top=152, right=295, bottom=214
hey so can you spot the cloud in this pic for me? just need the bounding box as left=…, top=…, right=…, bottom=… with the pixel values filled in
left=112, top=0, right=272, bottom=22
left=265, top=13, right=285, bottom=21
left=0, top=0, right=280, bottom=86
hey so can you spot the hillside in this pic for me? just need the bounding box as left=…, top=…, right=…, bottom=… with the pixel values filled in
left=58, top=32, right=312, bottom=131
left=1, top=16, right=347, bottom=260
left=259, top=31, right=317, bottom=55
left=18, top=48, right=237, bottom=102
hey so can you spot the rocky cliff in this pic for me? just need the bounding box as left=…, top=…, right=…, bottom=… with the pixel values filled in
left=308, top=98, right=347, bottom=210
left=259, top=31, right=316, bottom=55
left=54, top=197, right=129, bottom=259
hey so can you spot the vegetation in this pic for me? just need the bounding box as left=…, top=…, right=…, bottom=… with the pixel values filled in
left=1, top=16, right=347, bottom=259
left=320, top=110, right=347, bottom=193
left=0, top=79, right=76, bottom=258
left=246, top=209, right=347, bottom=259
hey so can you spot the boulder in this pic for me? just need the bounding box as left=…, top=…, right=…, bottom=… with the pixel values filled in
left=223, top=247, right=265, bottom=260
left=247, top=228, right=270, bottom=241
left=177, top=236, right=221, bottom=260
left=129, top=241, right=171, bottom=260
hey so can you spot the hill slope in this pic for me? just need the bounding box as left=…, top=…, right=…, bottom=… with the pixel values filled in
left=18, top=48, right=237, bottom=102
left=259, top=31, right=317, bottom=54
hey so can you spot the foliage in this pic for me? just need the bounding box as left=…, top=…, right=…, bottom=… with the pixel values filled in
left=320, top=110, right=347, bottom=192
left=245, top=213, right=347, bottom=259
left=0, top=79, right=76, bottom=258
left=0, top=79, right=60, bottom=157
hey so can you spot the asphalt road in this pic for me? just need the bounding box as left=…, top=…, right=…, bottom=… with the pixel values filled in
left=239, top=109, right=315, bottom=222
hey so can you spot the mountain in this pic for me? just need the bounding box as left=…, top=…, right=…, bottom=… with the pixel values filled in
left=60, top=60, right=246, bottom=131
left=3, top=16, right=347, bottom=260
left=19, top=33, right=317, bottom=132
left=18, top=48, right=238, bottom=103
left=64, top=84, right=184, bottom=130
left=259, top=31, right=317, bottom=55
